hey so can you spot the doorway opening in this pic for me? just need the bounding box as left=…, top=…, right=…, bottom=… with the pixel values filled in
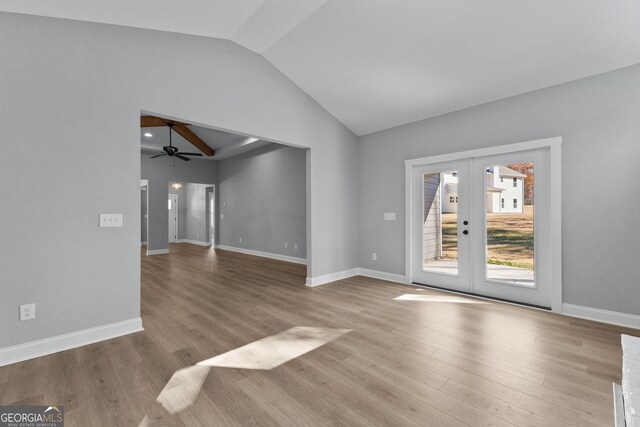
left=140, top=111, right=309, bottom=275
left=168, top=182, right=215, bottom=246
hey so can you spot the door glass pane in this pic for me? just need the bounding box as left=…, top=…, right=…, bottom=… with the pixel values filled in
left=423, top=170, right=458, bottom=275
left=485, top=163, right=534, bottom=285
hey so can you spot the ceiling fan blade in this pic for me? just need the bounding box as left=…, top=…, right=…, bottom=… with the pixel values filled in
left=172, top=124, right=214, bottom=157
left=179, top=152, right=203, bottom=157
left=149, top=153, right=167, bottom=158
left=175, top=154, right=191, bottom=161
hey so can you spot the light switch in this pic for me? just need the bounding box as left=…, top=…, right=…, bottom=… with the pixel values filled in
left=384, top=212, right=396, bottom=221
left=100, top=214, right=123, bottom=228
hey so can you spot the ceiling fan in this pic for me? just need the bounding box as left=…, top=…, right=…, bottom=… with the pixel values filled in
left=149, top=123, right=204, bottom=162
left=142, top=115, right=215, bottom=160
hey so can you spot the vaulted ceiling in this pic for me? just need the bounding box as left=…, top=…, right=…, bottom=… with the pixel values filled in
left=2, top=0, right=640, bottom=135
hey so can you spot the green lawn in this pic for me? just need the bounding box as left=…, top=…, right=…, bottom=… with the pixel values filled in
left=441, top=206, right=534, bottom=269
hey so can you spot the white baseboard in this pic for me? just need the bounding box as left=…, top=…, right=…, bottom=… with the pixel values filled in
left=304, top=268, right=405, bottom=287
left=306, top=268, right=359, bottom=287
left=215, top=244, right=307, bottom=265
left=563, top=303, right=640, bottom=330
left=0, top=318, right=143, bottom=367
left=176, top=239, right=212, bottom=247
left=146, top=248, right=169, bottom=256
left=356, top=268, right=407, bottom=284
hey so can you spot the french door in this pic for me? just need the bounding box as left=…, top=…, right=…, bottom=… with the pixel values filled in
left=409, top=146, right=555, bottom=309
left=411, top=159, right=472, bottom=293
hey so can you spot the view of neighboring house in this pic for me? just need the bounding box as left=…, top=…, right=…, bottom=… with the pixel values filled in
left=442, top=172, right=459, bottom=213
left=442, top=166, right=526, bottom=214
left=486, top=166, right=526, bottom=213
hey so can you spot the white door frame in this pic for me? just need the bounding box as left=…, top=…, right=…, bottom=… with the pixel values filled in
left=207, top=187, right=215, bottom=245
left=405, top=137, right=562, bottom=313
left=140, top=179, right=148, bottom=246
left=168, top=194, right=179, bottom=243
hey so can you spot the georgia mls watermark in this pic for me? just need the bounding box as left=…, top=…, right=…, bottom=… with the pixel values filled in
left=0, top=406, right=63, bottom=427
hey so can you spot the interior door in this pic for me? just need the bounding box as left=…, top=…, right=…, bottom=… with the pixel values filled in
left=168, top=194, right=178, bottom=242
left=411, top=159, right=472, bottom=293
left=471, top=148, right=551, bottom=308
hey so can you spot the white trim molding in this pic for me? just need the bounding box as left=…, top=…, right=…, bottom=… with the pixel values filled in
left=306, top=268, right=359, bottom=287
left=305, top=268, right=406, bottom=287
left=146, top=248, right=169, bottom=256
left=357, top=268, right=406, bottom=284
left=0, top=318, right=143, bottom=367
left=563, top=304, right=640, bottom=330
left=177, top=239, right=212, bottom=247
left=549, top=143, right=563, bottom=313
left=404, top=137, right=562, bottom=167
left=215, top=245, right=307, bottom=265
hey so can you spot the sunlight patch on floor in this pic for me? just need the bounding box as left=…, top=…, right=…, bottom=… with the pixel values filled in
left=394, top=294, right=487, bottom=304
left=197, top=326, right=352, bottom=370
left=141, top=326, right=352, bottom=423
left=156, top=365, right=211, bottom=415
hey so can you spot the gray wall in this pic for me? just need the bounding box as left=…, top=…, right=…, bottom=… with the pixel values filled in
left=185, top=183, right=213, bottom=244
left=141, top=154, right=217, bottom=251
left=358, top=63, right=640, bottom=315
left=0, top=10, right=358, bottom=349
left=219, top=144, right=307, bottom=259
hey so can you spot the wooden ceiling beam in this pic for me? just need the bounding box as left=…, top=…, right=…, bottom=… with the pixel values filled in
left=172, top=124, right=215, bottom=157
left=140, top=116, right=168, bottom=127
left=140, top=116, right=215, bottom=156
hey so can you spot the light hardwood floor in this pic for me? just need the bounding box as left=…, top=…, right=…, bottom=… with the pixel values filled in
left=0, top=243, right=637, bottom=426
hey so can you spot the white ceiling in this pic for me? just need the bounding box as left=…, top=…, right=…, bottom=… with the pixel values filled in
left=3, top=0, right=640, bottom=135
left=140, top=124, right=271, bottom=161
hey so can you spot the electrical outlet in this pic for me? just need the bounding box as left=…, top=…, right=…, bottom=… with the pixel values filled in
left=284, top=243, right=288, bottom=249
left=20, top=303, right=35, bottom=321
left=239, top=237, right=243, bottom=243
left=294, top=244, right=298, bottom=250
left=372, top=252, right=377, bottom=261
